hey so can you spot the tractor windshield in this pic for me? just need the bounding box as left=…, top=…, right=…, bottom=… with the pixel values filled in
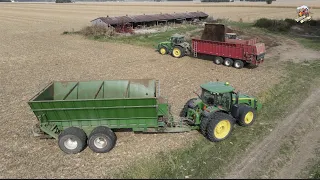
left=170, top=37, right=184, bottom=44
left=201, top=90, right=216, bottom=106
left=201, top=90, right=232, bottom=110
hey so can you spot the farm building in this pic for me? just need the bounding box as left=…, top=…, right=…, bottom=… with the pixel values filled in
left=90, top=11, right=209, bottom=29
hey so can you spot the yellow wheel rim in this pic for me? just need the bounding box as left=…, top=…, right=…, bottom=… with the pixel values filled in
left=214, top=120, right=231, bottom=139
left=173, top=48, right=181, bottom=57
left=244, top=111, right=254, bottom=124
left=160, top=48, right=166, bottom=55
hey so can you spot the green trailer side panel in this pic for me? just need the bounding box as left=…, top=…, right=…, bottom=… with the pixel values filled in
left=54, top=82, right=78, bottom=100
left=48, top=80, right=156, bottom=100
left=33, top=84, right=54, bottom=101
left=28, top=79, right=166, bottom=137
left=29, top=98, right=159, bottom=130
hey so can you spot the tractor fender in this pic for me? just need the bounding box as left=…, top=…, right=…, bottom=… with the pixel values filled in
left=158, top=44, right=169, bottom=51
left=231, top=104, right=248, bottom=118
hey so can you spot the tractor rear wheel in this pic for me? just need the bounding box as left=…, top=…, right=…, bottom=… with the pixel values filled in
left=200, top=115, right=210, bottom=136
left=58, top=127, right=87, bottom=154
left=206, top=112, right=235, bottom=142
left=224, top=58, right=234, bottom=67
left=172, top=46, right=185, bottom=58
left=179, top=98, right=197, bottom=117
left=237, top=105, right=256, bottom=126
left=88, top=126, right=117, bottom=153
left=214, top=56, right=223, bottom=65
left=234, top=60, right=244, bottom=69
left=159, top=47, right=168, bottom=55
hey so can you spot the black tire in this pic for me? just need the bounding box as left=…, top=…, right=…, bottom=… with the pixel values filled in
left=179, top=98, right=197, bottom=117
left=214, top=56, right=223, bottom=65
left=206, top=112, right=235, bottom=142
left=234, top=60, right=244, bottom=69
left=237, top=105, right=256, bottom=127
left=224, top=58, right=234, bottom=67
left=171, top=46, right=185, bottom=58
left=88, top=126, right=116, bottom=153
left=58, top=127, right=87, bottom=154
left=200, top=115, right=210, bottom=136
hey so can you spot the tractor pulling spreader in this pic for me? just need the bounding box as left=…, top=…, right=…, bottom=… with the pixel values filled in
left=28, top=79, right=262, bottom=154
left=157, top=23, right=266, bottom=69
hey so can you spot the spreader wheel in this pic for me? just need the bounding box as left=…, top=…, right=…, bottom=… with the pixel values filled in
left=214, top=56, right=223, bottom=65
left=224, top=58, right=234, bottom=67
left=234, top=60, right=244, bottom=69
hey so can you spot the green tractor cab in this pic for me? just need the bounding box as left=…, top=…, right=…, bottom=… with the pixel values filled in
left=180, top=81, right=262, bottom=142
left=157, top=34, right=191, bottom=58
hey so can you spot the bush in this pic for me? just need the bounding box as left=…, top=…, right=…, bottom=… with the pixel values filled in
left=79, top=25, right=116, bottom=37
left=254, top=18, right=295, bottom=32
left=266, top=0, right=272, bottom=4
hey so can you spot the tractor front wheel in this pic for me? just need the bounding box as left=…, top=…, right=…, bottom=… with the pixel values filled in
left=159, top=47, right=168, bottom=55
left=206, top=112, right=235, bottom=142
left=237, top=105, right=256, bottom=126
left=172, top=46, right=185, bottom=58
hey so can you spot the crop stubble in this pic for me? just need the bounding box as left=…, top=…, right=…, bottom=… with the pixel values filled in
left=0, top=2, right=316, bottom=178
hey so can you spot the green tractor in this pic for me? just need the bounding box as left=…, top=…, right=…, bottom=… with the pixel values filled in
left=180, top=81, right=262, bottom=142
left=157, top=34, right=191, bottom=58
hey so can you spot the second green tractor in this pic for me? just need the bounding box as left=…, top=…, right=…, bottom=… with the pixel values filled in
left=157, top=34, right=191, bottom=58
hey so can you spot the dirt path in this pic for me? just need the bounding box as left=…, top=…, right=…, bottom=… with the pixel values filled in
left=277, top=122, right=320, bottom=179
left=224, top=87, right=320, bottom=179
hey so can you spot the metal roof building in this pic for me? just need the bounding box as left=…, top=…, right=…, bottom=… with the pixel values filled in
left=91, top=11, right=209, bottom=27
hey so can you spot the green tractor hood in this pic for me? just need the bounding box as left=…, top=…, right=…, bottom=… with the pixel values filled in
left=236, top=93, right=262, bottom=111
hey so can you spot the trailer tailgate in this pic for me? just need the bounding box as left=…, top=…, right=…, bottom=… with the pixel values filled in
left=255, top=43, right=266, bottom=55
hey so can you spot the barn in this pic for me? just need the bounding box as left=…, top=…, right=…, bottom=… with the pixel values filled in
left=90, top=11, right=209, bottom=29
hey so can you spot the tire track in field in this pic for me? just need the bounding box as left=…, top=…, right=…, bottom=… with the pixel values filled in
left=224, top=88, right=320, bottom=179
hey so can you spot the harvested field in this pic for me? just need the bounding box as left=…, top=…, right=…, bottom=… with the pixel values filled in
left=0, top=1, right=319, bottom=178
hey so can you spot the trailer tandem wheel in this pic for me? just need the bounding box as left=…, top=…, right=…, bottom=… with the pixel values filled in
left=58, top=127, right=88, bottom=154
left=223, top=58, right=234, bottom=67
left=213, top=56, right=223, bottom=65
left=234, top=60, right=244, bottom=69
left=88, top=126, right=117, bottom=153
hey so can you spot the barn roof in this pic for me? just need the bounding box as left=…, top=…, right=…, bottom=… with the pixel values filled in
left=91, top=11, right=209, bottom=25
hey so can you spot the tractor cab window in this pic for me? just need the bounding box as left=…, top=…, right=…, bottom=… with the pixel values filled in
left=177, top=37, right=184, bottom=44
left=171, top=37, right=178, bottom=44
left=216, top=93, right=232, bottom=110
left=201, top=90, right=216, bottom=106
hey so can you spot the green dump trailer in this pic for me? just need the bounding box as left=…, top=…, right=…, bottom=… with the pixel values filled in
left=28, top=79, right=262, bottom=154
